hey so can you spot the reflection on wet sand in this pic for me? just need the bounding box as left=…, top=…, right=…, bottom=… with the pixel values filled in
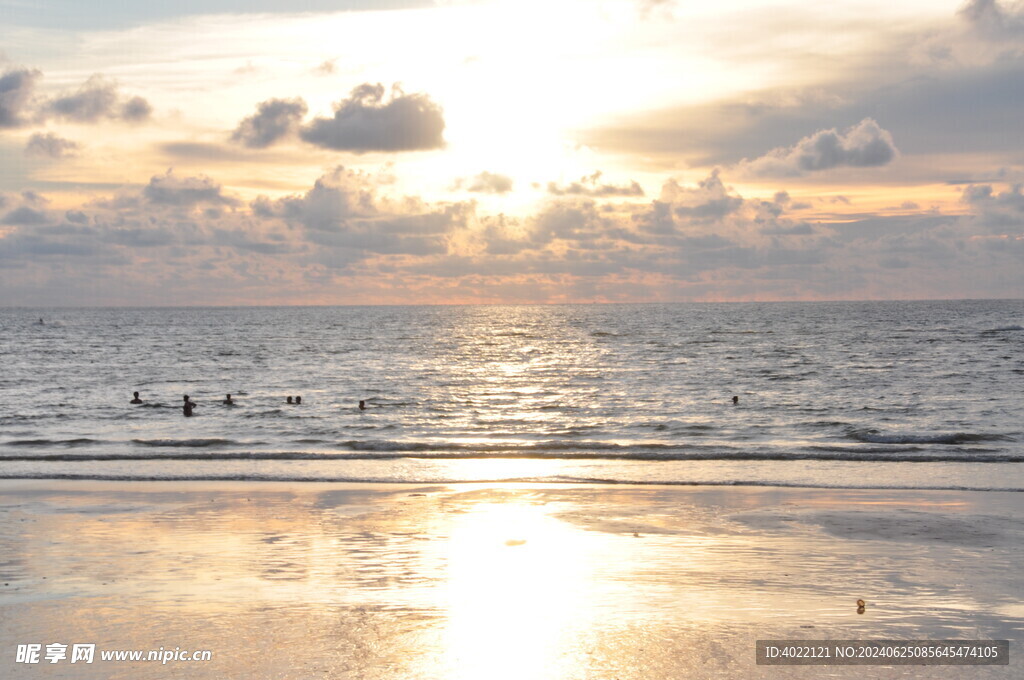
left=0, top=481, right=1021, bottom=679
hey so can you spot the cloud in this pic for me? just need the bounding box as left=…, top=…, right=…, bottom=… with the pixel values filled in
left=142, top=171, right=239, bottom=207
left=232, top=97, right=308, bottom=148
left=529, top=200, right=609, bottom=245
left=661, top=170, right=743, bottom=221
left=251, top=166, right=469, bottom=258
left=46, top=75, right=152, bottom=123
left=299, top=83, right=445, bottom=152
left=587, top=68, right=1023, bottom=172
left=0, top=68, right=40, bottom=128
left=739, top=118, right=898, bottom=177
left=904, top=0, right=1024, bottom=65
left=313, top=59, right=337, bottom=76
left=24, top=132, right=80, bottom=158
left=4, top=163, right=1021, bottom=304
left=121, top=96, right=152, bottom=121
left=587, top=2, right=1024, bottom=179
left=453, top=171, right=513, bottom=194
left=547, top=171, right=644, bottom=197
left=2, top=205, right=49, bottom=225
left=254, top=166, right=375, bottom=229
left=958, top=0, right=1024, bottom=44
left=962, top=182, right=1024, bottom=232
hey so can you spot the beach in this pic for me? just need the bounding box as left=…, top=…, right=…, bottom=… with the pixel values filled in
left=1, top=480, right=1019, bottom=679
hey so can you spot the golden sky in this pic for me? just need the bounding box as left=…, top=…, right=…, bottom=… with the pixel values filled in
left=1, top=0, right=1022, bottom=304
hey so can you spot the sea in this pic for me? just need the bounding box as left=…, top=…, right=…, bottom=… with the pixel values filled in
left=1, top=300, right=1022, bottom=491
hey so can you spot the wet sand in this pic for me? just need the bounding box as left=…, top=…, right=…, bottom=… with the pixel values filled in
left=1, top=481, right=1021, bottom=679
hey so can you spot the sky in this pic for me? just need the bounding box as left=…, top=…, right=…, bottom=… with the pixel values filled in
left=1, top=0, right=1023, bottom=305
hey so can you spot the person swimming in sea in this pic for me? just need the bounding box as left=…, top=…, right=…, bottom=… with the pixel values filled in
left=294, top=396, right=301, bottom=405
left=286, top=396, right=293, bottom=404
left=732, top=395, right=739, bottom=405
left=131, top=391, right=143, bottom=404
left=359, top=400, right=366, bottom=411
left=223, top=394, right=234, bottom=405
left=183, top=395, right=196, bottom=417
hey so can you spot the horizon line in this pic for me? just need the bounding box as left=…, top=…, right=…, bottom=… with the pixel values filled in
left=2, top=297, right=1022, bottom=310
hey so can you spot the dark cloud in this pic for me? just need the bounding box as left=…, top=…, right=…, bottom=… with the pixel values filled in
left=958, top=0, right=1024, bottom=39
left=2, top=205, right=49, bottom=225
left=530, top=201, right=608, bottom=245
left=232, top=97, right=308, bottom=148
left=453, top=171, right=514, bottom=194
left=962, top=182, right=1024, bottom=232
left=632, top=200, right=676, bottom=234
left=663, top=170, right=744, bottom=221
left=0, top=68, right=40, bottom=128
left=121, top=96, right=152, bottom=121
left=47, top=75, right=152, bottom=123
left=592, top=69, right=1024, bottom=180
left=0, top=231, right=101, bottom=259
left=103, top=226, right=179, bottom=248
left=19, top=190, right=49, bottom=207
left=547, top=171, right=644, bottom=197
left=257, top=167, right=375, bottom=230
left=252, top=167, right=469, bottom=258
left=586, top=3, right=1024, bottom=176
left=211, top=227, right=298, bottom=255
left=24, top=132, right=80, bottom=158
left=4, top=163, right=1022, bottom=302
left=299, top=83, right=445, bottom=152
left=739, top=118, right=897, bottom=177
left=962, top=182, right=1024, bottom=210
left=142, top=171, right=239, bottom=208
left=759, top=221, right=814, bottom=235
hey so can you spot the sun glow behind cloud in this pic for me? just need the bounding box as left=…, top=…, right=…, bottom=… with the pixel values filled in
left=1, top=0, right=1022, bottom=304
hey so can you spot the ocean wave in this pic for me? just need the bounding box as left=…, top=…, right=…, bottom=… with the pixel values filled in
left=0, top=472, right=1020, bottom=492
left=131, top=438, right=253, bottom=448
left=334, top=439, right=718, bottom=453
left=4, top=450, right=1022, bottom=463
left=807, top=421, right=853, bottom=429
left=6, top=438, right=105, bottom=447
left=549, top=477, right=1024, bottom=492
left=981, top=325, right=1023, bottom=333
left=846, top=429, right=1013, bottom=445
